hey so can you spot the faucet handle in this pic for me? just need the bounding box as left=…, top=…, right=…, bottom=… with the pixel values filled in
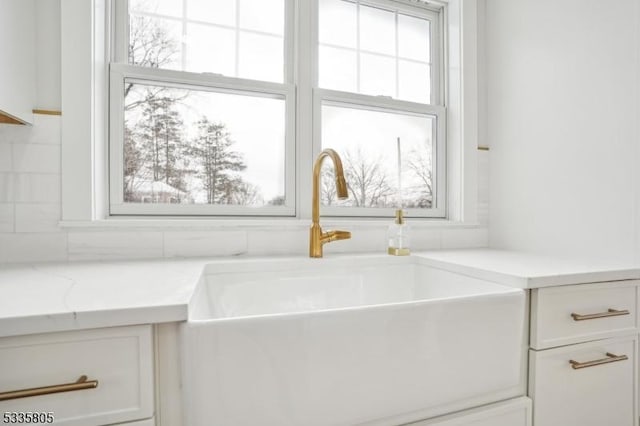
left=323, top=230, right=351, bottom=243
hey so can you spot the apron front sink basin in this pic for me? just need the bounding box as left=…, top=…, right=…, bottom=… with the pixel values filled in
left=180, top=255, right=526, bottom=426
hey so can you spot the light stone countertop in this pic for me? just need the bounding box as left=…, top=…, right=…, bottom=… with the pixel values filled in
left=1, top=249, right=639, bottom=338
left=415, top=249, right=640, bottom=289
left=0, top=258, right=209, bottom=337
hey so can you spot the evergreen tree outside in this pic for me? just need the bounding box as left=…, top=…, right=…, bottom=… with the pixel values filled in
left=122, top=7, right=279, bottom=207
left=187, top=117, right=247, bottom=204
left=136, top=96, right=185, bottom=190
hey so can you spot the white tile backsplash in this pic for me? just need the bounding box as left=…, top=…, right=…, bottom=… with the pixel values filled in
left=164, top=231, right=248, bottom=258
left=0, top=173, right=13, bottom=203
left=68, top=231, right=164, bottom=261
left=22, top=115, right=61, bottom=145
left=12, top=144, right=60, bottom=173
left=477, top=150, right=490, bottom=226
left=0, top=116, right=61, bottom=145
left=247, top=229, right=308, bottom=256
left=441, top=228, right=489, bottom=249
left=0, top=123, right=27, bottom=144
left=13, top=174, right=60, bottom=203
left=0, top=204, right=14, bottom=232
left=0, top=144, right=12, bottom=171
left=331, top=228, right=388, bottom=254
left=15, top=203, right=61, bottom=233
left=0, top=233, right=68, bottom=263
left=411, top=228, right=442, bottom=250
left=0, top=115, right=490, bottom=264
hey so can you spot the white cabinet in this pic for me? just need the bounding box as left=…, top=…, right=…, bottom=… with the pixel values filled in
left=406, top=397, right=531, bottom=426
left=0, top=0, right=36, bottom=124
left=529, top=281, right=640, bottom=426
left=529, top=336, right=637, bottom=426
left=0, top=325, right=154, bottom=425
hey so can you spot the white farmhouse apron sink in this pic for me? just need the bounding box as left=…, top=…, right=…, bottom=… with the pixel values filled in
left=180, top=255, right=526, bottom=426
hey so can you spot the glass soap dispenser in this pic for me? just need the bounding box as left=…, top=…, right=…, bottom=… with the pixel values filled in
left=388, top=209, right=410, bottom=256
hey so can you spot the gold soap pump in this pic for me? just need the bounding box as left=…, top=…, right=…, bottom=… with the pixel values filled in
left=388, top=209, right=410, bottom=256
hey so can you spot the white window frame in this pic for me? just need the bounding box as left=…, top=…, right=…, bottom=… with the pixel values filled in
left=108, top=0, right=297, bottom=216
left=60, top=0, right=480, bottom=226
left=311, top=0, right=446, bottom=218
left=108, top=0, right=446, bottom=218
left=313, top=91, right=446, bottom=218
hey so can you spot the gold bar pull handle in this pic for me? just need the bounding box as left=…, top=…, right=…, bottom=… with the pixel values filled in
left=0, top=375, right=98, bottom=401
left=570, top=308, right=630, bottom=321
left=569, top=352, right=628, bottom=370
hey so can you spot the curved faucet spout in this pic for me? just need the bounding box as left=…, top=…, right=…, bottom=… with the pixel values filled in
left=312, top=149, right=347, bottom=223
left=310, top=149, right=351, bottom=258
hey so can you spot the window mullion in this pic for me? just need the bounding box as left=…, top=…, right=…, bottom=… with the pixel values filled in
left=315, top=87, right=444, bottom=116
left=296, top=0, right=317, bottom=220
left=111, top=63, right=294, bottom=97
left=394, top=10, right=399, bottom=99
left=235, top=0, right=240, bottom=77
left=181, top=0, right=187, bottom=71
left=112, top=0, right=129, bottom=63
left=356, top=0, right=361, bottom=93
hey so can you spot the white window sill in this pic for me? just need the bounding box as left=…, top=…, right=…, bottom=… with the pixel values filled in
left=58, top=218, right=484, bottom=231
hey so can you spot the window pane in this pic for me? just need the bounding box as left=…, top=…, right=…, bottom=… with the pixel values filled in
left=123, top=83, right=286, bottom=207
left=128, top=1, right=285, bottom=82
left=319, top=46, right=357, bottom=93
left=321, top=103, right=435, bottom=209
left=239, top=0, right=284, bottom=35
left=398, top=61, right=430, bottom=103
left=398, top=14, right=430, bottom=62
left=359, top=4, right=395, bottom=55
left=185, top=24, right=235, bottom=75
left=319, top=0, right=357, bottom=48
left=317, top=1, right=434, bottom=104
left=130, top=0, right=183, bottom=17
left=238, top=32, right=283, bottom=82
left=360, top=53, right=395, bottom=97
left=187, top=0, right=235, bottom=26
left=129, top=15, right=182, bottom=70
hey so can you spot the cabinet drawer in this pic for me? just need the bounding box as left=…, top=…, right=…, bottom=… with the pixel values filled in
left=529, top=336, right=637, bottom=426
left=530, top=281, right=638, bottom=349
left=0, top=325, right=154, bottom=426
left=405, top=397, right=531, bottom=425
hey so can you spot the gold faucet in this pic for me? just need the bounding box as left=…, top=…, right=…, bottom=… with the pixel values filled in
left=309, top=149, right=351, bottom=258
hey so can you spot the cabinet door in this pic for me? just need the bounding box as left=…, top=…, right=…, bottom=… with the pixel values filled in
left=0, top=0, right=35, bottom=124
left=529, top=336, right=638, bottom=426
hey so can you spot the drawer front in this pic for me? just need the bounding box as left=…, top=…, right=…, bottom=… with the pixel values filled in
left=406, top=397, right=531, bottom=426
left=529, top=336, right=638, bottom=426
left=0, top=325, right=154, bottom=426
left=531, top=281, right=638, bottom=349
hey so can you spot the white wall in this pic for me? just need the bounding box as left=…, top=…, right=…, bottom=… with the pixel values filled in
left=486, top=0, right=640, bottom=261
